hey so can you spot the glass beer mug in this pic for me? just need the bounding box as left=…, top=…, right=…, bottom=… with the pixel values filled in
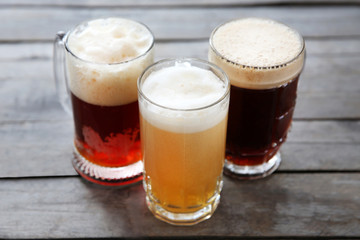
left=209, top=18, right=305, bottom=179
left=54, top=18, right=154, bottom=186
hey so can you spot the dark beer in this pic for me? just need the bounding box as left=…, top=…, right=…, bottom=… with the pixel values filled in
left=71, top=92, right=141, bottom=168
left=226, top=76, right=299, bottom=166
left=209, top=17, right=305, bottom=178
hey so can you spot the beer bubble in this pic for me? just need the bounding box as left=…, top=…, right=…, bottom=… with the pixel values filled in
left=139, top=61, right=229, bottom=134
left=65, top=18, right=154, bottom=106
left=209, top=17, right=305, bottom=89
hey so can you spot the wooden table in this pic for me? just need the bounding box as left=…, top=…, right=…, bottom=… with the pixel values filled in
left=1, top=0, right=359, bottom=238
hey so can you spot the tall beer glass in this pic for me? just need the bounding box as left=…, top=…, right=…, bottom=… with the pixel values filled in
left=138, top=59, right=230, bottom=225
left=54, top=18, right=154, bottom=186
left=209, top=18, right=305, bottom=179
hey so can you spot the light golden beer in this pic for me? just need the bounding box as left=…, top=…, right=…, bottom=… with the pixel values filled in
left=140, top=116, right=227, bottom=213
left=138, top=59, right=230, bottom=225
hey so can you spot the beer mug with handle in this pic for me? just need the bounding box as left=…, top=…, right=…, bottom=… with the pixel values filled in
left=209, top=18, right=305, bottom=179
left=53, top=18, right=154, bottom=186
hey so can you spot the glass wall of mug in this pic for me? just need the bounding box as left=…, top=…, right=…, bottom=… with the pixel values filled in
left=209, top=18, right=305, bottom=179
left=54, top=18, right=154, bottom=186
left=138, top=58, right=230, bottom=225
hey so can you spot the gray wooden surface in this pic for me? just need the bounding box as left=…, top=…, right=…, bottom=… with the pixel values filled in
left=0, top=0, right=359, bottom=239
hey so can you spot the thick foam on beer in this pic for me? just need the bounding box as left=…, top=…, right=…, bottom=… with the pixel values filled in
left=66, top=18, right=154, bottom=106
left=209, top=18, right=305, bottom=89
left=139, top=62, right=229, bottom=133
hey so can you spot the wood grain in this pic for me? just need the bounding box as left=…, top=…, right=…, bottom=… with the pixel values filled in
left=1, top=0, right=360, bottom=7
left=0, top=6, right=359, bottom=41
left=0, top=40, right=360, bottom=122
left=0, top=120, right=359, bottom=178
left=0, top=120, right=75, bottom=178
left=0, top=174, right=359, bottom=238
left=1, top=39, right=360, bottom=61
left=0, top=2, right=359, bottom=239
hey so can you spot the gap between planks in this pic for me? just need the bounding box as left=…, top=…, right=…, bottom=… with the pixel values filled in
left=0, top=171, right=359, bottom=182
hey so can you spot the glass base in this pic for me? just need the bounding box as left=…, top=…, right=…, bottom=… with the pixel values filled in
left=144, top=178, right=222, bottom=226
left=72, top=146, right=143, bottom=186
left=224, top=152, right=281, bottom=180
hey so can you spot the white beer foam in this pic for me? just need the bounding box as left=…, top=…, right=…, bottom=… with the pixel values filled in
left=209, top=18, right=305, bottom=89
left=66, top=18, right=154, bottom=106
left=139, top=62, right=229, bottom=133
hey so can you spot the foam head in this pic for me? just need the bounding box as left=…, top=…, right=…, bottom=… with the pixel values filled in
left=67, top=18, right=153, bottom=64
left=139, top=60, right=230, bottom=133
left=65, top=18, right=154, bottom=106
left=209, top=18, right=305, bottom=89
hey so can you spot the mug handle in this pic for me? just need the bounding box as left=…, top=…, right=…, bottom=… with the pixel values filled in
left=53, top=31, right=72, bottom=115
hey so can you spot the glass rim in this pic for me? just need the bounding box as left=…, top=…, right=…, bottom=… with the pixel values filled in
left=137, top=58, right=230, bottom=112
left=209, top=17, right=306, bottom=70
left=63, top=17, right=155, bottom=65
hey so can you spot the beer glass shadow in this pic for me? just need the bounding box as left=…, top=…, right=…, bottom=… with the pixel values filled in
left=78, top=180, right=147, bottom=236
left=218, top=176, right=291, bottom=234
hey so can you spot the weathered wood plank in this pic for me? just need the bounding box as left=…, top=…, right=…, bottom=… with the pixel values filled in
left=0, top=60, right=68, bottom=122
left=1, top=0, right=360, bottom=7
left=0, top=120, right=75, bottom=178
left=1, top=40, right=359, bottom=122
left=281, top=142, right=360, bottom=171
left=1, top=39, right=360, bottom=60
left=1, top=39, right=360, bottom=61
left=0, top=6, right=359, bottom=41
left=0, top=3, right=357, bottom=240
left=0, top=120, right=359, bottom=178
left=1, top=75, right=359, bottom=122
left=0, top=174, right=359, bottom=238
left=0, top=39, right=359, bottom=176
left=287, top=121, right=360, bottom=143
left=296, top=92, right=360, bottom=119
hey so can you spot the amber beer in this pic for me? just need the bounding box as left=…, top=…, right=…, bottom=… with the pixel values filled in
left=71, top=94, right=141, bottom=168
left=209, top=18, right=305, bottom=179
left=63, top=18, right=154, bottom=185
left=138, top=59, right=230, bottom=225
